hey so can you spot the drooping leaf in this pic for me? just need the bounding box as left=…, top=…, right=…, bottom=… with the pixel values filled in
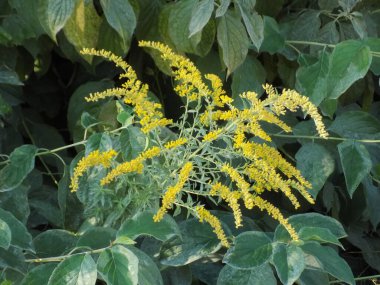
left=338, top=140, right=372, bottom=197
left=0, top=218, right=11, bottom=249
left=295, top=143, right=335, bottom=198
left=301, top=242, right=355, bottom=285
left=20, top=263, right=57, bottom=285
left=38, top=0, right=76, bottom=41
left=0, top=208, right=33, bottom=251
left=223, top=231, right=273, bottom=269
left=217, top=263, right=276, bottom=285
left=117, top=211, right=180, bottom=242
left=97, top=245, right=139, bottom=285
left=100, top=0, right=136, bottom=51
left=272, top=244, right=305, bottom=285
left=215, top=0, right=230, bottom=17
left=217, top=11, right=249, bottom=75
left=327, top=40, right=372, bottom=99
left=189, top=0, right=214, bottom=37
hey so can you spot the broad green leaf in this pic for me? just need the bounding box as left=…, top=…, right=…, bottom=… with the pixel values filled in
left=128, top=246, right=164, bottom=285
left=100, top=0, right=136, bottom=51
left=38, top=0, right=76, bottom=41
left=117, top=211, right=180, bottom=242
left=189, top=0, right=214, bottom=37
left=215, top=0, right=230, bottom=17
left=231, top=55, right=266, bottom=103
left=272, top=244, right=305, bottom=285
left=329, top=111, right=380, bottom=139
left=217, top=263, right=276, bottom=285
left=33, top=230, right=78, bottom=258
left=160, top=218, right=225, bottom=266
left=350, top=12, right=367, bottom=39
left=338, top=140, right=372, bottom=197
left=363, top=38, right=380, bottom=75
left=317, top=21, right=339, bottom=45
left=20, top=263, right=57, bottom=285
left=0, top=66, right=23, bottom=86
left=97, top=20, right=128, bottom=56
left=77, top=227, right=116, bottom=250
left=327, top=40, right=372, bottom=99
left=298, top=269, right=330, bottom=285
left=274, top=213, right=346, bottom=242
left=298, top=227, right=342, bottom=247
left=97, top=245, right=139, bottom=285
left=0, top=218, right=11, bottom=249
left=48, top=254, right=96, bottom=285
left=120, top=127, right=147, bottom=160
left=296, top=50, right=330, bottom=105
left=63, top=0, right=102, bottom=63
left=191, top=261, right=223, bottom=285
left=0, top=208, right=33, bottom=251
left=288, top=10, right=320, bottom=42
left=161, top=266, right=192, bottom=285
left=217, top=11, right=249, bottom=75
left=338, top=0, right=358, bottom=11
left=295, top=143, right=335, bottom=198
left=362, top=178, right=380, bottom=228
left=223, top=231, right=272, bottom=269
left=85, top=133, right=114, bottom=155
left=318, top=0, right=339, bottom=10
left=0, top=247, right=26, bottom=272
left=259, top=16, right=284, bottom=54
left=301, top=243, right=355, bottom=285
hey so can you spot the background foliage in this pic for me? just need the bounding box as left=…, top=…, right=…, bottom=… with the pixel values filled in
left=0, top=0, right=380, bottom=284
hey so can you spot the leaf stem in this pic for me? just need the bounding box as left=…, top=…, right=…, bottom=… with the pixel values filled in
left=271, top=133, right=380, bottom=144
left=329, top=274, right=380, bottom=284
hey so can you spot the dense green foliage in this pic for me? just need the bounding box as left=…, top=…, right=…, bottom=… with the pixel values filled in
left=0, top=0, right=380, bottom=284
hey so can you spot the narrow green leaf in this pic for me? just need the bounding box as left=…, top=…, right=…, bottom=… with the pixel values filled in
left=272, top=244, right=305, bottom=285
left=327, top=40, right=372, bottom=99
left=0, top=208, right=33, bottom=251
left=0, top=65, right=23, bottom=86
left=0, top=218, right=11, bottom=249
left=47, top=254, right=96, bottom=285
left=295, top=143, right=335, bottom=198
left=223, top=231, right=272, bottom=269
left=189, top=0, right=214, bottom=37
left=117, top=211, right=180, bottom=242
left=274, top=213, right=346, bottom=242
left=301, top=243, right=355, bottom=285
left=338, top=140, right=372, bottom=197
left=38, top=0, right=76, bottom=41
left=215, top=0, right=230, bottom=17
left=217, top=11, right=249, bottom=75
left=217, top=264, right=276, bottom=285
left=20, top=263, right=57, bottom=285
left=97, top=245, right=139, bottom=285
left=100, top=0, right=136, bottom=50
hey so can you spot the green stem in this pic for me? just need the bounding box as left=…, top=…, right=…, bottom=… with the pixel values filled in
left=271, top=133, right=380, bottom=144
left=329, top=274, right=380, bottom=284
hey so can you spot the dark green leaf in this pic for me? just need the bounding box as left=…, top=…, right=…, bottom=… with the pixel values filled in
left=272, top=244, right=305, bottom=285
left=217, top=11, right=249, bottom=75
left=259, top=16, right=284, bottom=54
left=77, top=227, right=116, bottom=250
left=85, top=133, right=114, bottom=155
left=215, top=0, right=230, bottom=17
left=327, top=40, right=372, bottom=99
left=48, top=254, right=96, bottom=285
left=100, top=0, right=136, bottom=50
left=128, top=246, right=164, bottom=285
left=97, top=245, right=139, bottom=285
left=299, top=227, right=342, bottom=247
left=288, top=10, right=321, bottom=42
left=97, top=20, right=128, bottom=56
left=34, top=230, right=78, bottom=258
left=295, top=143, right=335, bottom=198
left=0, top=66, right=23, bottom=86
left=329, top=111, right=380, bottom=139
left=301, top=243, right=355, bottom=285
left=363, top=38, right=380, bottom=75
left=223, top=231, right=272, bottom=269
left=362, top=178, right=380, bottom=228
left=318, top=0, right=339, bottom=10
left=0, top=247, right=26, bottom=272
left=162, top=266, right=192, bottom=285
left=274, top=213, right=346, bottom=242
left=189, top=0, right=214, bottom=37
left=351, top=12, right=367, bottom=39
left=0, top=208, right=33, bottom=251
left=0, top=218, right=11, bottom=249
left=38, top=0, right=76, bottom=41
left=298, top=269, right=330, bottom=285
left=191, top=261, right=223, bottom=285
left=20, top=263, right=57, bottom=285
left=120, top=127, right=146, bottom=160
left=338, top=140, right=372, bottom=197
left=217, top=264, right=276, bottom=285
left=117, top=211, right=180, bottom=242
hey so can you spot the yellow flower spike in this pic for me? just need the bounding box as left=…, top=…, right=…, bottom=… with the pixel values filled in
left=164, top=138, right=188, bottom=149
left=204, top=74, right=231, bottom=107
left=70, top=149, right=117, bottom=192
left=138, top=146, right=161, bottom=160
left=203, top=128, right=223, bottom=142
left=196, top=206, right=230, bottom=248
left=153, top=162, right=193, bottom=222
left=80, top=48, right=129, bottom=71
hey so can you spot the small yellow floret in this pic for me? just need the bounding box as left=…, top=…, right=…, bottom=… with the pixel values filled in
left=164, top=138, right=188, bottom=149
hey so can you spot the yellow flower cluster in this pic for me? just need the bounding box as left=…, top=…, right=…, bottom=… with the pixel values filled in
left=164, top=138, right=188, bottom=149
left=153, top=162, right=193, bottom=222
left=196, top=206, right=230, bottom=248
left=203, top=128, right=223, bottom=142
left=204, top=74, right=232, bottom=107
left=70, top=149, right=117, bottom=192
left=80, top=48, right=172, bottom=133
left=100, top=147, right=161, bottom=186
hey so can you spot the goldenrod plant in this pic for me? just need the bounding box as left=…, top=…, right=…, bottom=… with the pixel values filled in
left=72, top=41, right=328, bottom=247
